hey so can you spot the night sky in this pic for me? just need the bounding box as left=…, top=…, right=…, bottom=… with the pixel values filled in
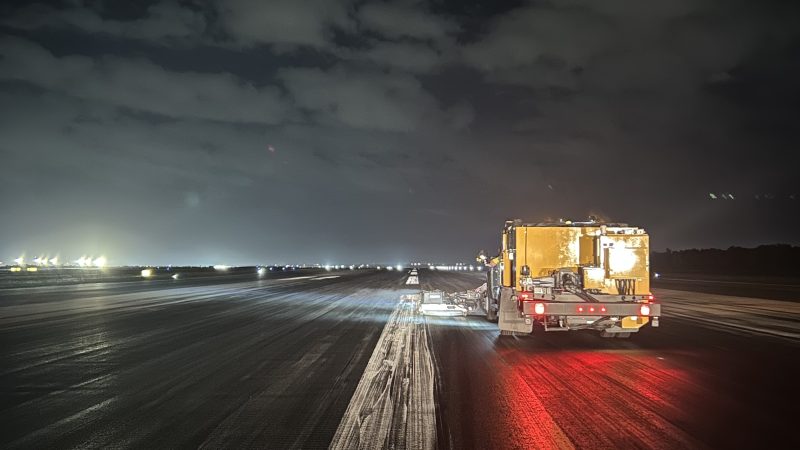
left=1, top=0, right=798, bottom=266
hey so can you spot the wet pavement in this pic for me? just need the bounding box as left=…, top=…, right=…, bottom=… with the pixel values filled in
left=2, top=269, right=798, bottom=449
left=1, top=270, right=407, bottom=449
left=422, top=270, right=800, bottom=449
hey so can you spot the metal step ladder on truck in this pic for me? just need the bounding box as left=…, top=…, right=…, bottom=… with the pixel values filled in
left=481, top=219, right=660, bottom=338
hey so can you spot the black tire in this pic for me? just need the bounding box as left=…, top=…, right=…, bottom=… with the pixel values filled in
left=616, top=332, right=631, bottom=339
left=485, top=297, right=498, bottom=322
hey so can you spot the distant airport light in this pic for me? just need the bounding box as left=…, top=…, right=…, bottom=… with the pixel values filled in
left=257, top=267, right=266, bottom=275
left=50, top=257, right=59, bottom=265
left=141, top=269, right=154, bottom=278
left=26, top=267, right=38, bottom=272
left=396, top=264, right=403, bottom=271
left=213, top=265, right=229, bottom=271
left=93, top=256, right=107, bottom=268
left=14, top=257, right=24, bottom=265
left=172, top=273, right=180, bottom=280
left=10, top=266, right=22, bottom=272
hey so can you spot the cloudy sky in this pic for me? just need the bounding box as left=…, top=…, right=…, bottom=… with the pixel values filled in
left=1, top=0, right=798, bottom=265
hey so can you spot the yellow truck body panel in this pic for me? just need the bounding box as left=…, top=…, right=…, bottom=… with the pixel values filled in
left=501, top=222, right=650, bottom=296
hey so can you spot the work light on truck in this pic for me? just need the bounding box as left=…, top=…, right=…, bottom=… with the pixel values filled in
left=640, top=304, right=651, bottom=316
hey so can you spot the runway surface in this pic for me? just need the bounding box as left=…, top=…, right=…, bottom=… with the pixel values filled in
left=421, top=270, right=800, bottom=449
left=652, top=274, right=800, bottom=302
left=2, top=269, right=799, bottom=449
left=0, top=270, right=413, bottom=449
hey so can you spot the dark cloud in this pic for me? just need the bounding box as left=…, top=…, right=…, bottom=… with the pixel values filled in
left=358, top=2, right=459, bottom=41
left=217, top=0, right=355, bottom=49
left=347, top=41, right=449, bottom=73
left=0, top=37, right=289, bottom=123
left=2, top=1, right=207, bottom=44
left=1, top=0, right=799, bottom=265
left=277, top=64, right=469, bottom=132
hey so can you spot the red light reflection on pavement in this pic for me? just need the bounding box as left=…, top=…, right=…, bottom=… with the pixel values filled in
left=493, top=368, right=574, bottom=449
left=494, top=347, right=706, bottom=449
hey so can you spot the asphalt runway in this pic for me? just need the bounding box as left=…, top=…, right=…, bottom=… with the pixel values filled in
left=0, top=270, right=412, bottom=449
left=2, top=269, right=799, bottom=449
left=653, top=274, right=800, bottom=302
left=421, top=270, right=800, bottom=449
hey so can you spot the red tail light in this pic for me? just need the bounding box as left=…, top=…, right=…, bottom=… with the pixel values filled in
left=640, top=304, right=651, bottom=316
left=646, top=294, right=654, bottom=302
left=577, top=306, right=584, bottom=313
left=518, top=291, right=532, bottom=301
left=534, top=303, right=545, bottom=315
left=600, top=305, right=607, bottom=313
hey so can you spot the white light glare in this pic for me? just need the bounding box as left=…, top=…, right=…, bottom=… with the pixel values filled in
left=396, top=264, right=403, bottom=271
left=213, top=264, right=229, bottom=271
left=141, top=269, right=154, bottom=278
left=257, top=267, right=266, bottom=275
left=14, top=257, right=24, bottom=265
left=93, top=256, right=107, bottom=268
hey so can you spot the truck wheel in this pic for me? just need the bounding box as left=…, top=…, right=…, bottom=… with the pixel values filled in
left=600, top=330, right=615, bottom=338
left=485, top=297, right=498, bottom=322
left=616, top=332, right=631, bottom=339
left=486, top=306, right=498, bottom=322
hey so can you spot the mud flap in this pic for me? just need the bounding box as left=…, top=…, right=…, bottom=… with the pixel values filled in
left=498, top=288, right=533, bottom=335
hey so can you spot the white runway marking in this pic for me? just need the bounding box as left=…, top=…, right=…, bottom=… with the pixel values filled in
left=329, top=293, right=435, bottom=450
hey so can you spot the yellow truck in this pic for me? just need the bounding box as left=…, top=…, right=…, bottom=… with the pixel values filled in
left=483, top=219, right=660, bottom=337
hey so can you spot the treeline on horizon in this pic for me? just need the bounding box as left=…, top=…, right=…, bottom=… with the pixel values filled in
left=651, top=244, right=800, bottom=276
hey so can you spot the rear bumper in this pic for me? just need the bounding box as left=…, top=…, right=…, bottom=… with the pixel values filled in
left=521, top=301, right=661, bottom=318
